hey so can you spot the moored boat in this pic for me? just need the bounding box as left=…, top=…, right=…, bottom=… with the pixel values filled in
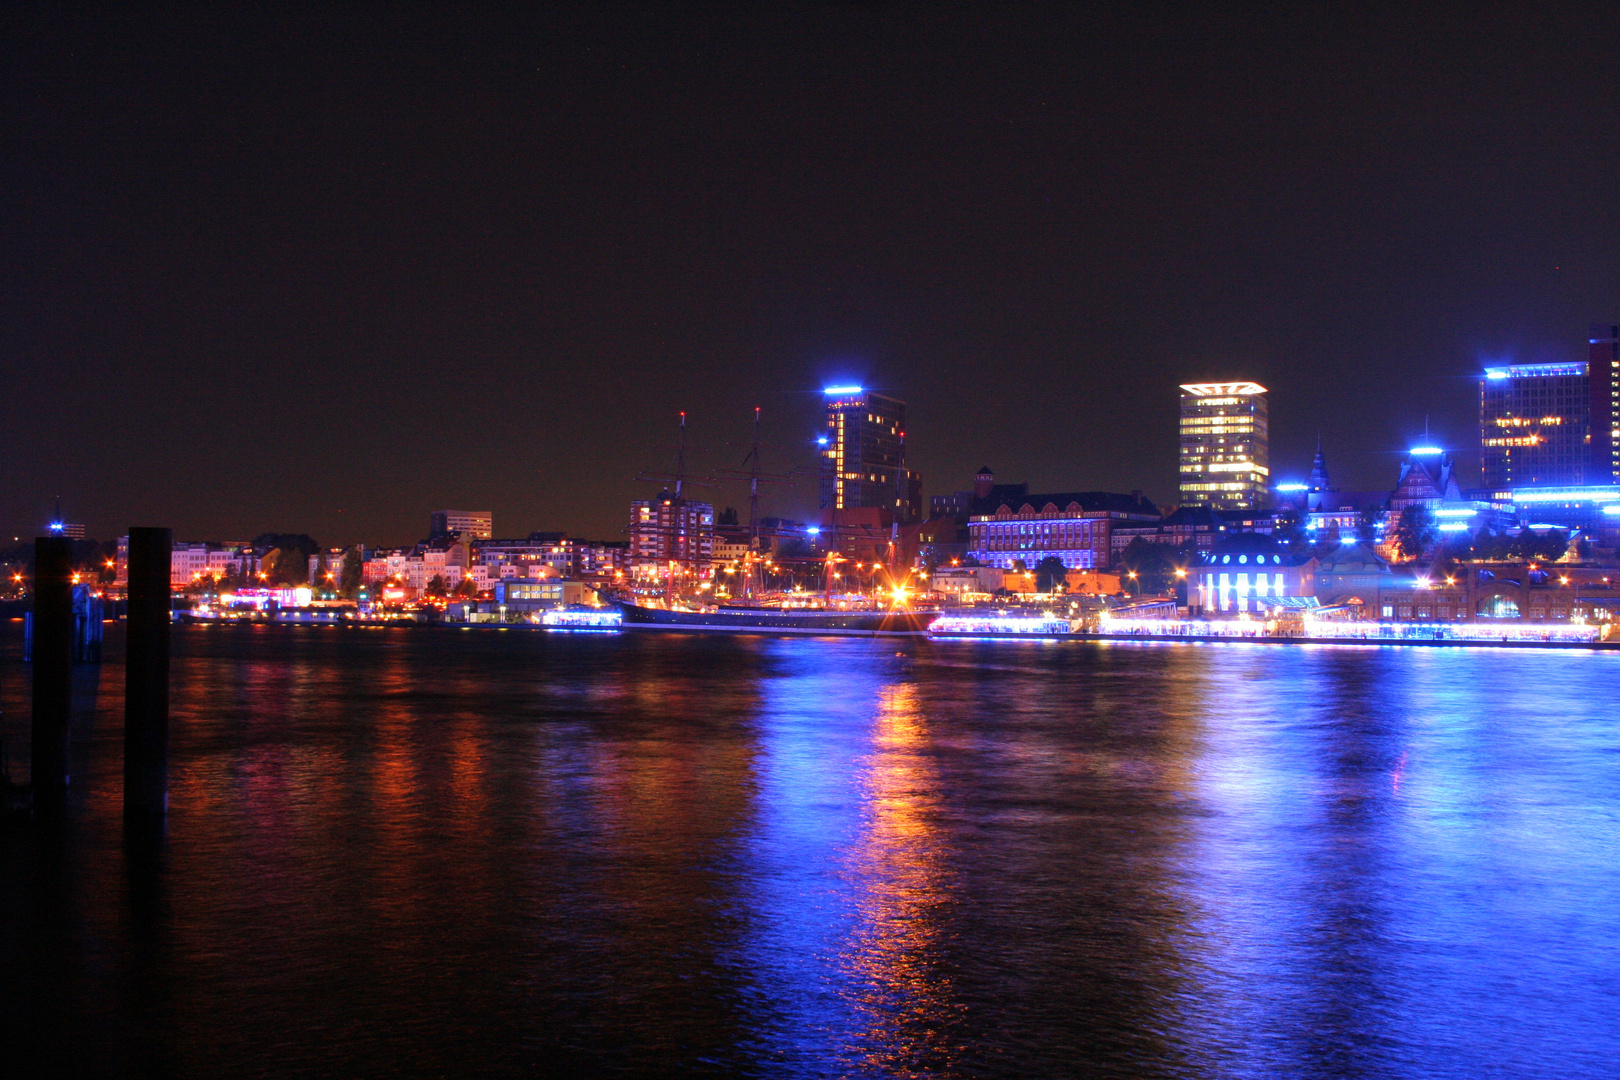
left=616, top=599, right=935, bottom=636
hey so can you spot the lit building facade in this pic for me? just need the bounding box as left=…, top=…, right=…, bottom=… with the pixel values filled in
left=1187, top=552, right=1318, bottom=615
left=628, top=492, right=715, bottom=579
left=1480, top=362, right=1590, bottom=488
left=819, top=386, right=919, bottom=522
left=1179, top=382, right=1270, bottom=510
left=1592, top=324, right=1619, bottom=485
left=966, top=491, right=1161, bottom=570
left=157, top=541, right=259, bottom=588
left=430, top=509, right=493, bottom=540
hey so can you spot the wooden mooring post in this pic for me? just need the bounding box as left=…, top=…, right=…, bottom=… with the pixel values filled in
left=31, top=536, right=74, bottom=809
left=124, top=527, right=172, bottom=818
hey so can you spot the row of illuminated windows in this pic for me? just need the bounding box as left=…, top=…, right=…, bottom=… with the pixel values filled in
left=1180, top=419, right=1256, bottom=430
left=1492, top=415, right=1568, bottom=426
left=1180, top=482, right=1263, bottom=492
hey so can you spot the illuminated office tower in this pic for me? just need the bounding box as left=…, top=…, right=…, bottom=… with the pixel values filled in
left=1178, top=382, right=1269, bottom=510
left=819, top=385, right=918, bottom=520
left=430, top=509, right=493, bottom=540
left=1592, top=324, right=1619, bottom=484
left=1480, top=362, right=1590, bottom=488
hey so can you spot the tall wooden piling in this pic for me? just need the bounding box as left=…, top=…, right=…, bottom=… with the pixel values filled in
left=125, top=527, right=172, bottom=818
left=31, top=536, right=74, bottom=802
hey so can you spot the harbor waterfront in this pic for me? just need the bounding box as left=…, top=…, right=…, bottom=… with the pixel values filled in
left=3, top=620, right=1618, bottom=1078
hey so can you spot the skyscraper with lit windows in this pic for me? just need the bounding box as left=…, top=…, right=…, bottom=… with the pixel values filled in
left=1480, top=362, right=1590, bottom=488
left=1178, top=382, right=1269, bottom=510
left=1591, top=324, right=1619, bottom=485
left=819, top=385, right=919, bottom=521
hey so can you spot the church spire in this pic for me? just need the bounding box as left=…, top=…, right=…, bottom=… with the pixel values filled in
left=1309, top=436, right=1330, bottom=492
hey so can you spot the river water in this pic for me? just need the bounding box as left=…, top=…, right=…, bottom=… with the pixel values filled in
left=1, top=623, right=1617, bottom=1078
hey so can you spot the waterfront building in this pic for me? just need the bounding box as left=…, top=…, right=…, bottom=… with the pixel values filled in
left=629, top=491, right=715, bottom=580
left=1390, top=445, right=1465, bottom=512
left=306, top=547, right=358, bottom=587
left=1482, top=485, right=1620, bottom=546
left=359, top=544, right=468, bottom=599
left=490, top=578, right=596, bottom=613
left=157, top=540, right=259, bottom=588
left=430, top=509, right=493, bottom=540
left=475, top=536, right=571, bottom=578
left=711, top=534, right=752, bottom=572
left=1592, top=324, right=1620, bottom=484
left=927, top=565, right=1004, bottom=600
left=966, top=490, right=1160, bottom=570
left=1181, top=500, right=1618, bottom=624
left=1105, top=506, right=1237, bottom=556
left=1178, top=382, right=1270, bottom=510
left=930, top=490, right=973, bottom=520
left=1186, top=551, right=1319, bottom=616
left=1480, top=362, right=1591, bottom=487
left=819, top=385, right=920, bottom=522
left=170, top=542, right=214, bottom=586
left=569, top=539, right=627, bottom=579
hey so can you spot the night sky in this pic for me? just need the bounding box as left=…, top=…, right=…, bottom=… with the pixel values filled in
left=4, top=4, right=1618, bottom=546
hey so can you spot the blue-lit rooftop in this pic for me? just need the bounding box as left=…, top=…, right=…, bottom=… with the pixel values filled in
left=1483, top=362, right=1588, bottom=380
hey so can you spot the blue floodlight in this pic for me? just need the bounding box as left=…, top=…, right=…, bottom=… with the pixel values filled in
left=1484, top=368, right=1510, bottom=380
left=1513, top=488, right=1619, bottom=503
left=823, top=385, right=863, bottom=395
left=1437, top=522, right=1470, bottom=532
left=1274, top=482, right=1308, bottom=492
left=806, top=526, right=821, bottom=536
left=1604, top=506, right=1620, bottom=516
left=1434, top=508, right=1476, bottom=517
left=816, top=436, right=828, bottom=445
left=48, top=521, right=64, bottom=532
left=1409, top=446, right=1444, bottom=456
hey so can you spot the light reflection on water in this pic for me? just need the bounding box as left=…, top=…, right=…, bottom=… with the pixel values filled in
left=0, top=625, right=1617, bottom=1078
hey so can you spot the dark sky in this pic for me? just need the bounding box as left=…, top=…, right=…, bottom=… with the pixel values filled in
left=4, top=3, right=1618, bottom=546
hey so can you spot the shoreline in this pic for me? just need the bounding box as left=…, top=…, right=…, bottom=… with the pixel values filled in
left=166, top=618, right=1620, bottom=651
left=934, top=630, right=1620, bottom=650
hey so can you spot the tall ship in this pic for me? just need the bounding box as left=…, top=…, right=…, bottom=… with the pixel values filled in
left=616, top=599, right=935, bottom=636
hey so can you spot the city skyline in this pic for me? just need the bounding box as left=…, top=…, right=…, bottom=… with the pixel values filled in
left=5, top=6, right=1620, bottom=545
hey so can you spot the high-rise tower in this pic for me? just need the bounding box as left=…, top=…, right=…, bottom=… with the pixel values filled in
left=1178, top=382, right=1269, bottom=510
left=819, top=385, right=919, bottom=521
left=1480, top=362, right=1590, bottom=489
left=1591, top=324, right=1619, bottom=485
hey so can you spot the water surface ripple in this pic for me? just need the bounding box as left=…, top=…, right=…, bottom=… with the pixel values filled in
left=2, top=624, right=1616, bottom=1078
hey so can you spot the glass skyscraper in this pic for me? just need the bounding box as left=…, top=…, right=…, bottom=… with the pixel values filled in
left=1178, top=382, right=1269, bottom=510
left=1591, top=324, right=1619, bottom=485
left=819, top=386, right=912, bottom=519
left=1480, top=362, right=1590, bottom=488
